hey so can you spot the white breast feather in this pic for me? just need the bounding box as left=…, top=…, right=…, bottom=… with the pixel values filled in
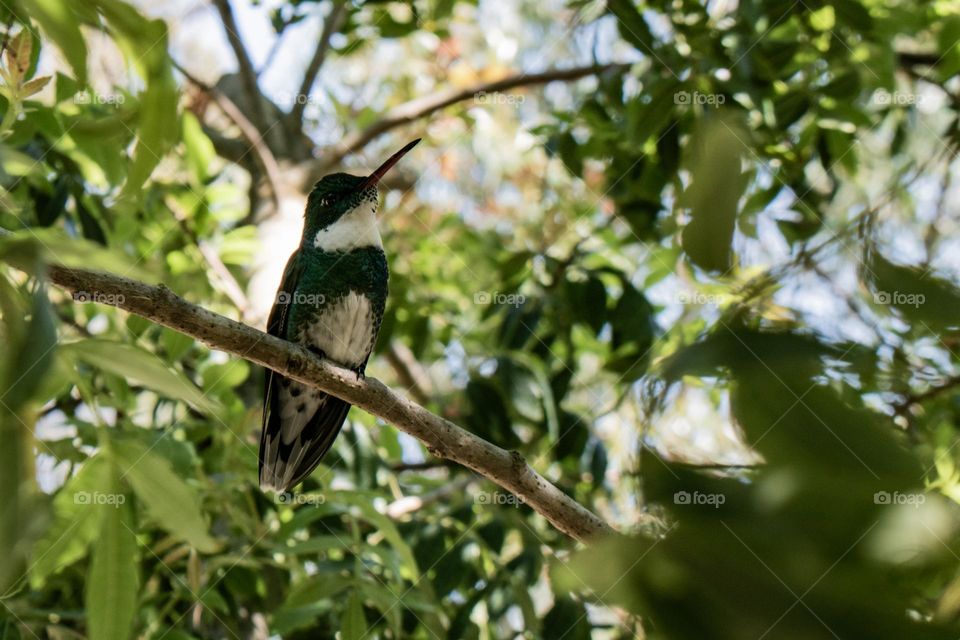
left=312, top=201, right=381, bottom=251
left=301, top=292, right=375, bottom=369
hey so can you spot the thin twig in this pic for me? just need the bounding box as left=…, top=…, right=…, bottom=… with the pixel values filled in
left=174, top=61, right=284, bottom=211
left=318, top=63, right=628, bottom=171
left=384, top=340, right=433, bottom=406
left=165, top=196, right=251, bottom=319
left=386, top=476, right=472, bottom=519
left=894, top=376, right=960, bottom=415
left=211, top=0, right=270, bottom=134
left=390, top=460, right=454, bottom=473
left=288, top=0, right=347, bottom=131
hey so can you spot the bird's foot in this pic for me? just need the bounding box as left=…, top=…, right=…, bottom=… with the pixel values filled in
left=352, top=366, right=365, bottom=381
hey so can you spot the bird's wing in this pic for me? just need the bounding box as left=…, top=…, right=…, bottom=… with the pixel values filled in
left=258, top=251, right=353, bottom=492
left=265, top=249, right=303, bottom=338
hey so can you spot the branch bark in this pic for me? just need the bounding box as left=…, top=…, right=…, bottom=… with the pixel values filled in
left=317, top=63, right=628, bottom=172
left=31, top=262, right=614, bottom=543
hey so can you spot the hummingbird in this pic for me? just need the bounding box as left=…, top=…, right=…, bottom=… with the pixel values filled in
left=259, top=138, right=421, bottom=492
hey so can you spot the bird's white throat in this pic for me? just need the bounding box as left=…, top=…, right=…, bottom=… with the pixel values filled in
left=312, top=201, right=382, bottom=251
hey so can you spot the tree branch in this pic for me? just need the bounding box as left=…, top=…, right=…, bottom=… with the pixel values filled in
left=165, top=196, right=252, bottom=320
left=27, top=261, right=614, bottom=543
left=174, top=61, right=284, bottom=212
left=386, top=476, right=471, bottom=519
left=317, top=63, right=627, bottom=171
left=385, top=340, right=433, bottom=406
left=894, top=375, right=960, bottom=415
left=212, top=0, right=270, bottom=134
left=289, top=0, right=347, bottom=131
left=897, top=51, right=942, bottom=70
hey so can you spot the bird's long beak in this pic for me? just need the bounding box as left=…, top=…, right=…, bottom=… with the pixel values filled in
left=360, top=138, right=421, bottom=190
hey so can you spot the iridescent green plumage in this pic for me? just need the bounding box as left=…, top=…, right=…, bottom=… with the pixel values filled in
left=259, top=140, right=420, bottom=492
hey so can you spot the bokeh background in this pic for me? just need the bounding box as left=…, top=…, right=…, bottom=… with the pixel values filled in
left=2, top=0, right=960, bottom=638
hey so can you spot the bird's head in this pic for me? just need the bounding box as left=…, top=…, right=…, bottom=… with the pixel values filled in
left=303, top=139, right=420, bottom=251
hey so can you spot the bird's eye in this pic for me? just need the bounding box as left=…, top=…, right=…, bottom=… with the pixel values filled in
left=319, top=197, right=331, bottom=207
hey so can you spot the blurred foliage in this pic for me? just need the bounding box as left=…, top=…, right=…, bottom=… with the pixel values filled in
left=0, top=0, right=959, bottom=638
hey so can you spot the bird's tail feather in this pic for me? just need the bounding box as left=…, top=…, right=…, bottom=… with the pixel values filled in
left=259, top=385, right=351, bottom=493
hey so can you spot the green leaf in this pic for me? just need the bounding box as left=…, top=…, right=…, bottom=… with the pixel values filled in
left=939, top=16, right=960, bottom=80
left=1, top=280, right=57, bottom=412
left=29, top=456, right=111, bottom=589
left=62, top=339, right=218, bottom=414
left=17, top=0, right=87, bottom=84
left=329, top=490, right=420, bottom=581
left=607, top=0, right=655, bottom=53
left=679, top=114, right=749, bottom=273
left=118, top=51, right=178, bottom=198
left=109, top=436, right=219, bottom=553
left=0, top=269, right=50, bottom=591
left=282, top=573, right=353, bottom=609
left=182, top=111, right=216, bottom=183
left=464, top=378, right=516, bottom=447
left=200, top=359, right=250, bottom=393
left=808, top=5, right=835, bottom=31
left=80, top=0, right=179, bottom=198
left=0, top=147, right=38, bottom=178
left=85, top=464, right=138, bottom=640
left=865, top=251, right=960, bottom=332
left=356, top=580, right=403, bottom=635
left=340, top=591, right=367, bottom=640
left=161, top=327, right=195, bottom=362
left=543, top=596, right=592, bottom=640
left=0, top=228, right=155, bottom=283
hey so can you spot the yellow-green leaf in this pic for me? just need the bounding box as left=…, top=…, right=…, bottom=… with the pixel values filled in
left=0, top=147, right=40, bottom=178
left=30, top=456, right=111, bottom=589
left=679, top=114, right=750, bottom=273
left=5, top=29, right=31, bottom=80
left=110, top=436, right=219, bottom=553
left=0, top=228, right=155, bottom=283
left=182, top=111, right=217, bottom=183
left=62, top=340, right=218, bottom=414
left=17, top=0, right=87, bottom=84
left=22, top=75, right=51, bottom=98
left=340, top=591, right=367, bottom=640
left=85, top=464, right=138, bottom=640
